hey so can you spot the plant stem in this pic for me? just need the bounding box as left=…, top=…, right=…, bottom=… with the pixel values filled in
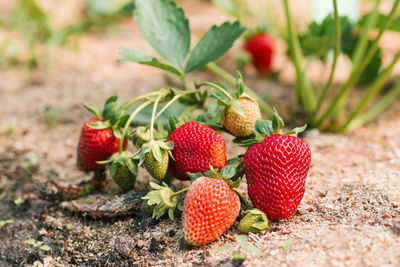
left=180, top=74, right=188, bottom=90
left=150, top=94, right=162, bottom=141
left=197, top=81, right=233, bottom=100
left=339, top=51, right=400, bottom=131
left=171, top=187, right=189, bottom=197
left=125, top=91, right=161, bottom=110
left=313, top=0, right=340, bottom=117
left=351, top=0, right=381, bottom=70
left=205, top=62, right=274, bottom=118
left=313, top=0, right=400, bottom=128
left=283, top=0, right=316, bottom=112
left=348, top=78, right=400, bottom=130
left=119, top=100, right=152, bottom=153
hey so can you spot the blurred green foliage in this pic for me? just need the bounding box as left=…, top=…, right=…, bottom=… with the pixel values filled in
left=0, top=0, right=134, bottom=68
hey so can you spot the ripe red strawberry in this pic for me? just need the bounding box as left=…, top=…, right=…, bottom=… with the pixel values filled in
left=183, top=177, right=240, bottom=246
left=77, top=118, right=127, bottom=171
left=244, top=33, right=275, bottom=74
left=244, top=134, right=311, bottom=219
left=168, top=121, right=227, bottom=180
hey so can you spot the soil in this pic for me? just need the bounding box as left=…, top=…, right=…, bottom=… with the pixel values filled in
left=1, top=0, right=400, bottom=266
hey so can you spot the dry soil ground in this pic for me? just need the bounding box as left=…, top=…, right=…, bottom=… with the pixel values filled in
left=1, top=0, right=400, bottom=266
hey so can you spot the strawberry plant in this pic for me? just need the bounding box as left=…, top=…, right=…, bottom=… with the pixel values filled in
left=73, top=0, right=314, bottom=247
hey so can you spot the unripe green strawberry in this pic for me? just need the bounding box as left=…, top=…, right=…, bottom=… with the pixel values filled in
left=238, top=209, right=268, bottom=234
left=183, top=177, right=240, bottom=246
left=112, top=164, right=136, bottom=191
left=99, top=151, right=138, bottom=192
left=143, top=150, right=169, bottom=180
left=224, top=97, right=261, bottom=137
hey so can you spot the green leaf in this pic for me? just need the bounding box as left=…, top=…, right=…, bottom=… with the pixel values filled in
left=284, top=124, right=307, bottom=137
left=24, top=239, right=36, bottom=245
left=252, top=221, right=269, bottom=230
left=185, top=21, right=245, bottom=73
left=272, top=108, right=284, bottom=131
left=168, top=208, right=174, bottom=220
left=220, top=165, right=236, bottom=179
left=216, top=244, right=233, bottom=253
left=358, top=12, right=400, bottom=32
left=254, top=119, right=273, bottom=136
left=118, top=48, right=182, bottom=76
left=82, top=103, right=102, bottom=119
left=232, top=250, right=246, bottom=260
left=40, top=245, right=50, bottom=251
left=159, top=141, right=174, bottom=151
left=235, top=71, right=245, bottom=97
left=299, top=15, right=353, bottom=61
left=133, top=0, right=190, bottom=69
left=230, top=99, right=246, bottom=118
left=341, top=34, right=382, bottom=86
left=87, top=121, right=109, bottom=130
left=187, top=172, right=204, bottom=181
left=235, top=235, right=249, bottom=250
left=246, top=244, right=263, bottom=256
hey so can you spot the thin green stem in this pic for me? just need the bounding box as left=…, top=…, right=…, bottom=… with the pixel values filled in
left=119, top=100, right=152, bottom=153
left=339, top=51, right=400, bottom=131
left=283, top=0, right=316, bottom=111
left=197, top=81, right=233, bottom=100
left=348, top=78, right=400, bottom=131
left=154, top=94, right=183, bottom=121
left=313, top=0, right=400, bottom=128
left=125, top=91, right=161, bottom=110
left=171, top=187, right=189, bottom=197
left=153, top=91, right=196, bottom=121
left=180, top=74, right=188, bottom=90
left=205, top=62, right=274, bottom=118
left=150, top=94, right=162, bottom=141
left=351, top=0, right=381, bottom=70
left=313, top=0, right=341, bottom=117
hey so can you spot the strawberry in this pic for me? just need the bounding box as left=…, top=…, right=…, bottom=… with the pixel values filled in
left=242, top=109, right=311, bottom=219
left=244, top=33, right=275, bottom=75
left=99, top=151, right=138, bottom=191
left=143, top=150, right=169, bottom=180
left=224, top=96, right=261, bottom=137
left=182, top=176, right=240, bottom=246
left=77, top=118, right=126, bottom=171
left=77, top=96, right=130, bottom=171
left=167, top=121, right=227, bottom=180
left=198, top=72, right=260, bottom=137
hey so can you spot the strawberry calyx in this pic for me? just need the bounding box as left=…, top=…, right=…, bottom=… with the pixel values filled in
left=142, top=182, right=187, bottom=220
left=187, top=164, right=241, bottom=189
left=133, top=140, right=174, bottom=167
left=97, top=151, right=139, bottom=191
left=238, top=208, right=269, bottom=234
left=83, top=95, right=132, bottom=140
left=235, top=108, right=307, bottom=148
left=195, top=72, right=256, bottom=128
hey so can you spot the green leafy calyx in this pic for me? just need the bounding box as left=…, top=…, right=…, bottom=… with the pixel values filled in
left=238, top=209, right=269, bottom=234
left=142, top=182, right=180, bottom=220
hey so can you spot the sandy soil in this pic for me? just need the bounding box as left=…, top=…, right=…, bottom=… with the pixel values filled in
left=1, top=0, right=400, bottom=266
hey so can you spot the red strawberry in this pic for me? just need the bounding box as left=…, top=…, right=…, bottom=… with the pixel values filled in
left=77, top=118, right=127, bottom=171
left=244, top=33, right=275, bottom=75
left=168, top=121, right=227, bottom=180
left=244, top=134, right=311, bottom=219
left=183, top=177, right=240, bottom=246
